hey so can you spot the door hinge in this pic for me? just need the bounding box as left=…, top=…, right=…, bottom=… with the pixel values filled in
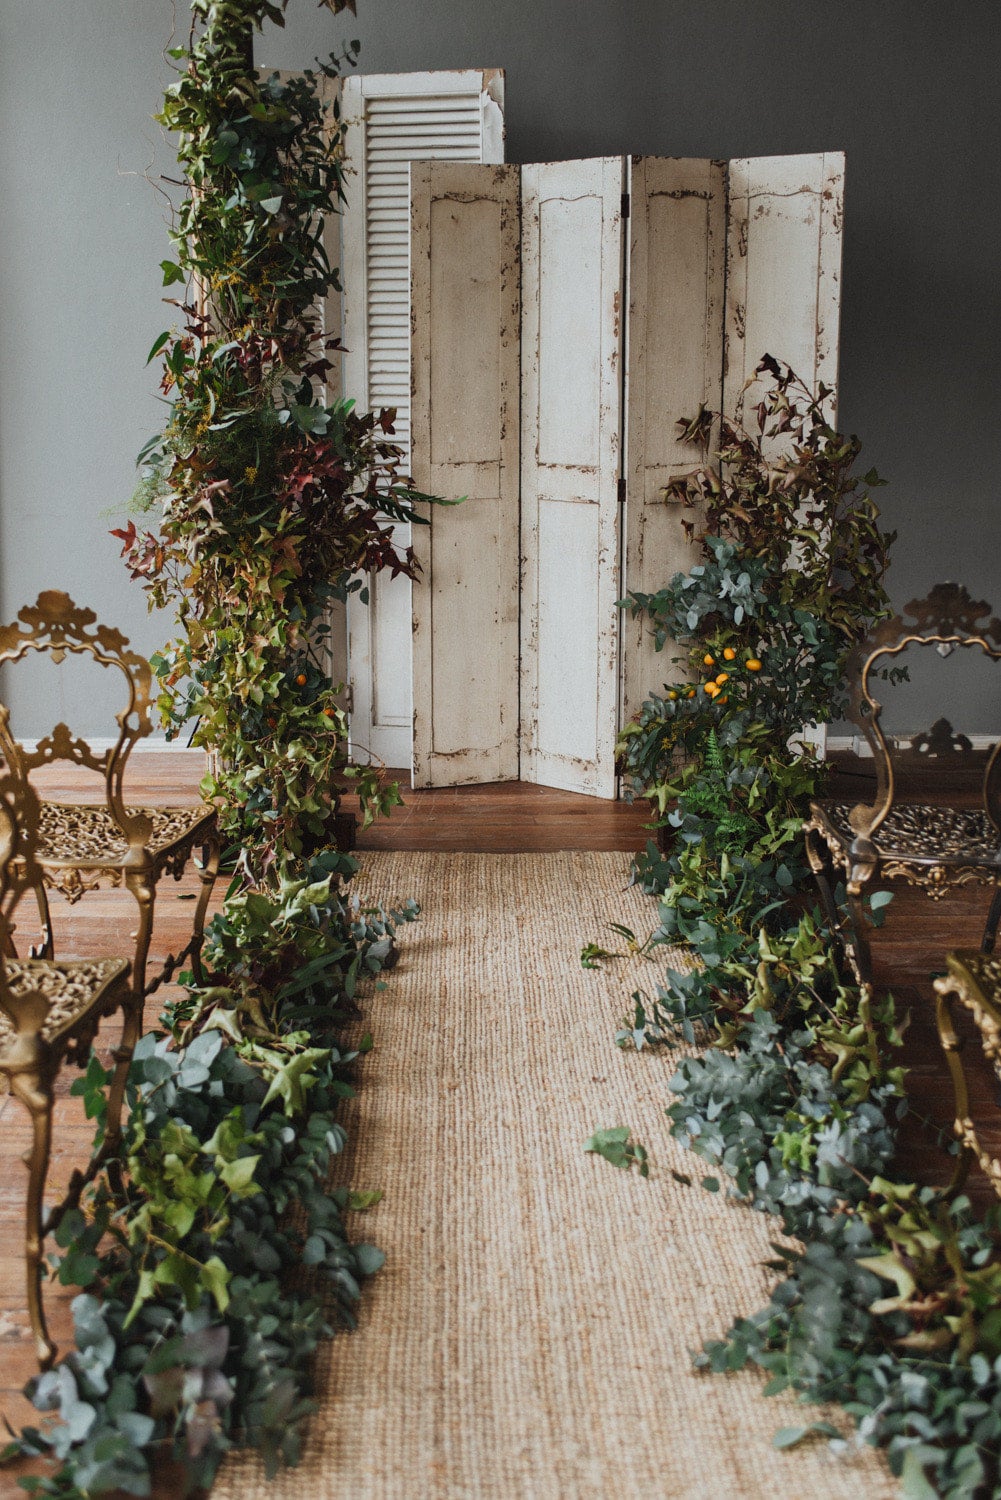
left=617, top=475, right=627, bottom=505
left=621, top=191, right=630, bottom=220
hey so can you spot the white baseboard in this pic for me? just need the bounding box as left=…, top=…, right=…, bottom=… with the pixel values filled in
left=18, top=737, right=206, bottom=755
left=826, top=733, right=997, bottom=756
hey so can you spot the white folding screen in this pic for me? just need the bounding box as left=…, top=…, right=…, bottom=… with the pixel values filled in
left=340, top=71, right=505, bottom=768
left=406, top=151, right=845, bottom=793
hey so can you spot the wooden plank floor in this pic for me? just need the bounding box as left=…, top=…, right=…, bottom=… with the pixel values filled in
left=357, top=769, right=655, bottom=851
left=1, top=752, right=999, bottom=1491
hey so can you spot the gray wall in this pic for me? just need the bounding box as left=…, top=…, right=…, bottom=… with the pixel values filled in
left=0, top=0, right=175, bottom=737
left=1, top=1, right=998, bottom=737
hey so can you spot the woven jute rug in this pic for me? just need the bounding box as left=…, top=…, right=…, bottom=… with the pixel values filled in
left=213, top=852, right=895, bottom=1500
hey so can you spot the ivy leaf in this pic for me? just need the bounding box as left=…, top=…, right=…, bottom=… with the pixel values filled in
left=261, top=1048, right=331, bottom=1115
left=159, top=260, right=185, bottom=287
left=200, top=1256, right=231, bottom=1315
left=218, top=1154, right=262, bottom=1195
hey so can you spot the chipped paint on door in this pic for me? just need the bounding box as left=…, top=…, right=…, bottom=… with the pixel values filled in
left=621, top=157, right=727, bottom=725
left=410, top=162, right=521, bottom=787
left=723, top=152, right=845, bottom=759
left=723, top=153, right=845, bottom=427
left=520, top=158, right=626, bottom=797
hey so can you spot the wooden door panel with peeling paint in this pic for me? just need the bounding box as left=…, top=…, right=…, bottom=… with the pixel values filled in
left=520, top=157, right=626, bottom=798
left=410, top=162, right=521, bottom=787
left=722, top=151, right=844, bottom=760
left=621, top=156, right=727, bottom=724
left=723, top=152, right=844, bottom=424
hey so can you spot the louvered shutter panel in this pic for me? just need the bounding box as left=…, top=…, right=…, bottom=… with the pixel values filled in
left=341, top=72, right=505, bottom=769
left=621, top=157, right=727, bottom=724
left=410, top=163, right=521, bottom=787
left=520, top=158, right=626, bottom=797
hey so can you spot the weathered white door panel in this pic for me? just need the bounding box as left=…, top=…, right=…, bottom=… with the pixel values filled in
left=410, top=162, right=521, bottom=787
left=723, top=152, right=844, bottom=424
left=621, top=157, right=727, bottom=723
left=340, top=70, right=505, bottom=768
left=723, top=152, right=844, bottom=761
left=520, top=157, right=625, bottom=797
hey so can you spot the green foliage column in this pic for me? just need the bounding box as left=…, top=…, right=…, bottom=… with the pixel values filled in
left=117, top=0, right=429, bottom=872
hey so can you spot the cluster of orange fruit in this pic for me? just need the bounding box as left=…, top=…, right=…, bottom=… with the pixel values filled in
left=665, top=647, right=763, bottom=706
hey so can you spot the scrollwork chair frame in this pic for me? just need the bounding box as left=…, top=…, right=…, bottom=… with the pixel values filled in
left=804, top=583, right=1001, bottom=988
left=933, top=951, right=1001, bottom=1199
left=0, top=591, right=220, bottom=1000
left=0, top=766, right=132, bottom=1367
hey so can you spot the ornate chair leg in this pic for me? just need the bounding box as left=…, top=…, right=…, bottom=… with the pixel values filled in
left=10, top=1068, right=57, bottom=1369
left=100, top=988, right=142, bottom=1163
left=124, top=868, right=156, bottom=1005
left=982, top=885, right=1001, bottom=954
left=804, top=825, right=846, bottom=947
left=189, top=836, right=221, bottom=986
left=843, top=884, right=875, bottom=992
left=27, top=879, right=54, bottom=961
left=934, top=975, right=974, bottom=1196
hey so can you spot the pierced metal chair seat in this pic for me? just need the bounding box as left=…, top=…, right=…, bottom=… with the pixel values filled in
left=0, top=955, right=130, bottom=1044
left=804, top=584, right=1001, bottom=987
left=0, top=592, right=220, bottom=997
left=0, top=770, right=135, bottom=1368
left=811, top=802, right=1001, bottom=886
left=38, top=801, right=217, bottom=893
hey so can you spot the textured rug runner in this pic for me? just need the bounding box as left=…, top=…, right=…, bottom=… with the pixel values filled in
left=213, top=852, right=895, bottom=1500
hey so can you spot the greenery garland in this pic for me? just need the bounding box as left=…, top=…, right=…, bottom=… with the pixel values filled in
left=116, top=0, right=432, bottom=866
left=2, top=2, right=426, bottom=1493
left=613, top=364, right=1001, bottom=1498
left=7, top=880, right=413, bottom=1497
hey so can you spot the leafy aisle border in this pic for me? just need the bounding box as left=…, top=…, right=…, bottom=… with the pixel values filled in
left=607, top=364, right=1001, bottom=1500
left=3, top=1, right=432, bottom=1493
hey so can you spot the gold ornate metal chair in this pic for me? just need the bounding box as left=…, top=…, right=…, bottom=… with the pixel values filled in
left=0, top=765, right=133, bottom=1366
left=934, top=952, right=1001, bottom=1199
left=804, top=583, right=1001, bottom=988
left=0, top=592, right=220, bottom=999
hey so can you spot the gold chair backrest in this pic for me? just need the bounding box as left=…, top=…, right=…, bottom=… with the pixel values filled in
left=0, top=592, right=155, bottom=851
left=0, top=765, right=49, bottom=1041
left=847, top=583, right=1001, bottom=841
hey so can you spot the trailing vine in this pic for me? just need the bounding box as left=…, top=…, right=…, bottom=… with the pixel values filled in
left=6, top=881, right=413, bottom=1497
left=2, top=2, right=427, bottom=1492
left=115, top=0, right=434, bottom=867
left=611, top=363, right=1001, bottom=1498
